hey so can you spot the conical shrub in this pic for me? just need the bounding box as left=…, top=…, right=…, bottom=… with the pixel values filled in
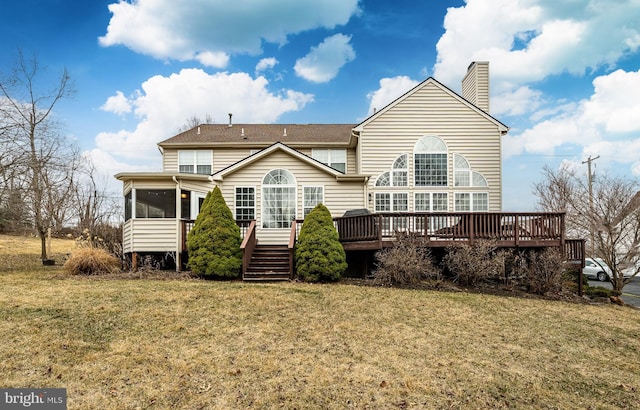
left=187, top=186, right=241, bottom=278
left=295, top=203, right=346, bottom=282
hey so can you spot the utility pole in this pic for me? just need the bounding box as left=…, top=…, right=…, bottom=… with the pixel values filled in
left=582, top=155, right=599, bottom=256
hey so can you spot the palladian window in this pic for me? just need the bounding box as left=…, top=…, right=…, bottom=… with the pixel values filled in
left=414, top=136, right=447, bottom=186
left=262, top=169, right=296, bottom=229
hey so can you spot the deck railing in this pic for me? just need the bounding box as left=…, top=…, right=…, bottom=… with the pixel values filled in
left=181, top=219, right=252, bottom=251
left=323, top=212, right=566, bottom=244
left=182, top=212, right=582, bottom=262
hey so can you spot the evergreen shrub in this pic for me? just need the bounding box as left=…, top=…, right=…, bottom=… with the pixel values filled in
left=187, top=187, right=241, bottom=278
left=295, top=204, right=346, bottom=282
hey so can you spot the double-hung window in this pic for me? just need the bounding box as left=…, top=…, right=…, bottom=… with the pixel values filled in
left=178, top=150, right=212, bottom=175
left=303, top=186, right=324, bottom=217
left=454, top=193, right=488, bottom=211
left=375, top=192, right=408, bottom=232
left=235, top=187, right=255, bottom=220
left=312, top=149, right=346, bottom=173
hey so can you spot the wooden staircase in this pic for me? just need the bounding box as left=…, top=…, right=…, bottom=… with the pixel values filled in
left=243, top=245, right=292, bottom=281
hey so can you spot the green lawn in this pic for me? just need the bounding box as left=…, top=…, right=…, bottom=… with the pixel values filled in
left=1, top=235, right=639, bottom=409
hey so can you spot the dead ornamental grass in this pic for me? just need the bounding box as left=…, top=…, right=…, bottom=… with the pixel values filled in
left=1, top=267, right=639, bottom=409
left=63, top=247, right=121, bottom=275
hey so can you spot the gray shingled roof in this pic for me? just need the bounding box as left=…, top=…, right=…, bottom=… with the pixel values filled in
left=159, top=124, right=357, bottom=147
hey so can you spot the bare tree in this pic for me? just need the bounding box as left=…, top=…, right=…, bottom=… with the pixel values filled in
left=71, top=158, right=121, bottom=241
left=534, top=165, right=640, bottom=292
left=0, top=50, right=76, bottom=260
left=176, top=114, right=213, bottom=133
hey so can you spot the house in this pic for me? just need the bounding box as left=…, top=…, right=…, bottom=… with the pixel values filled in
left=115, top=62, right=582, bottom=278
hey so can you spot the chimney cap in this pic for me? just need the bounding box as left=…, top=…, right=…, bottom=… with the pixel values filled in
left=228, top=113, right=233, bottom=127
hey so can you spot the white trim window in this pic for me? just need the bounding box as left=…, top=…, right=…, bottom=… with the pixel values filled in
left=454, top=193, right=489, bottom=212
left=235, top=187, right=255, bottom=221
left=375, top=192, right=408, bottom=231
left=454, top=154, right=488, bottom=187
left=414, top=136, right=447, bottom=187
left=303, top=186, right=324, bottom=218
left=414, top=192, right=448, bottom=212
left=312, top=149, right=346, bottom=173
left=178, top=150, right=212, bottom=175
left=375, top=154, right=408, bottom=187
left=262, top=169, right=296, bottom=229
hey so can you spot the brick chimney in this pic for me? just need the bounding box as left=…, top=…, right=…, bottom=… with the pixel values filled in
left=461, top=61, right=490, bottom=113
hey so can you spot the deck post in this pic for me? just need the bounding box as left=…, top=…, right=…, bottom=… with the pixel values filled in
left=514, top=214, right=519, bottom=247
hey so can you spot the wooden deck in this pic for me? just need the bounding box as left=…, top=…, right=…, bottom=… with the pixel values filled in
left=181, top=212, right=585, bottom=273
left=296, top=212, right=584, bottom=263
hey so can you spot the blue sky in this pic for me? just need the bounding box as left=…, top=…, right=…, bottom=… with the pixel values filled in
left=1, top=0, right=639, bottom=210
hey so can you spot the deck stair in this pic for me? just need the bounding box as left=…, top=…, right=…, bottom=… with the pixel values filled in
left=243, top=245, right=291, bottom=281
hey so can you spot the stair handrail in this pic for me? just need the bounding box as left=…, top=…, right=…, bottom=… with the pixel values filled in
left=240, top=220, right=257, bottom=279
left=288, top=220, right=297, bottom=278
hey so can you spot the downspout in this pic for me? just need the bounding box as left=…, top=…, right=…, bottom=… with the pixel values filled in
left=363, top=176, right=370, bottom=210
left=173, top=176, right=181, bottom=272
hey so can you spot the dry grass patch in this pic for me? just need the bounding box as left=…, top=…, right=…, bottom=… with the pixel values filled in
left=0, top=269, right=639, bottom=409
left=0, top=234, right=76, bottom=272
left=1, top=234, right=639, bottom=408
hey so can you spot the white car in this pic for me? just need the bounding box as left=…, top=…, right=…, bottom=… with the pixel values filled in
left=583, top=258, right=612, bottom=282
left=583, top=258, right=636, bottom=281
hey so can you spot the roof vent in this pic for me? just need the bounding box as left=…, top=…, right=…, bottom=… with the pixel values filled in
left=283, top=127, right=287, bottom=137
left=197, top=126, right=201, bottom=135
left=228, top=113, right=233, bottom=127
left=241, top=128, right=245, bottom=138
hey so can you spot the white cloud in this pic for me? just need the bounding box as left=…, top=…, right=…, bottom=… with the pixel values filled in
left=255, top=57, right=278, bottom=73
left=434, top=0, right=640, bottom=90
left=94, top=69, right=314, bottom=164
left=492, top=86, right=543, bottom=117
left=294, top=34, right=356, bottom=83
left=582, top=69, right=640, bottom=133
left=99, top=0, right=360, bottom=64
left=366, top=76, right=420, bottom=117
left=100, top=91, right=132, bottom=115
left=503, top=69, right=640, bottom=172
left=195, top=51, right=230, bottom=68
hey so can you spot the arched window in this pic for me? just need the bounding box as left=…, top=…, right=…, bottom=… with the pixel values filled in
left=454, top=153, right=488, bottom=187
left=375, top=154, right=408, bottom=187
left=414, top=136, right=447, bottom=186
left=262, top=169, right=296, bottom=229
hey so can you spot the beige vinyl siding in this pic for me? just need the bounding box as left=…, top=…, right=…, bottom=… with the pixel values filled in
left=218, top=150, right=364, bottom=244
left=124, top=219, right=178, bottom=252
left=177, top=179, right=213, bottom=194
left=130, top=180, right=175, bottom=190
left=462, top=62, right=489, bottom=113
left=123, top=219, right=133, bottom=253
left=164, top=148, right=262, bottom=174
left=297, top=147, right=357, bottom=174
left=123, top=180, right=132, bottom=194
left=165, top=147, right=357, bottom=175
left=162, top=150, right=178, bottom=172
left=360, top=81, right=502, bottom=211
